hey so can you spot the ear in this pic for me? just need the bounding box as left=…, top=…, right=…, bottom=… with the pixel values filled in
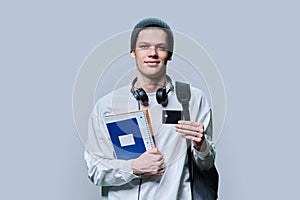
left=130, top=51, right=136, bottom=58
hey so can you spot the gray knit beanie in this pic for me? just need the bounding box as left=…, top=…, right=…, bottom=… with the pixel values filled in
left=130, top=18, right=174, bottom=57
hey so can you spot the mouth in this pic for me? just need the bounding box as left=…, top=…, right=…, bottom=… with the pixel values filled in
left=144, top=61, right=160, bottom=66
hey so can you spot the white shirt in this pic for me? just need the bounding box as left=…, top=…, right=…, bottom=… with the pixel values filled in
left=84, top=82, right=215, bottom=200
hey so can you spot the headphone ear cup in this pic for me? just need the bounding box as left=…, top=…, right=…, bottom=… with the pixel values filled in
left=156, top=88, right=168, bottom=107
left=133, top=88, right=149, bottom=106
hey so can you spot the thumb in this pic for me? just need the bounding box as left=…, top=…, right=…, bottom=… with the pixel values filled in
left=148, top=147, right=159, bottom=154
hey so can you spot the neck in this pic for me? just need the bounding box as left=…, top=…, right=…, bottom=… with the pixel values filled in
left=135, top=76, right=167, bottom=93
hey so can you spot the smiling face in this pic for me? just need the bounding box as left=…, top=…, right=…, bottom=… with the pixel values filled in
left=131, top=28, right=171, bottom=80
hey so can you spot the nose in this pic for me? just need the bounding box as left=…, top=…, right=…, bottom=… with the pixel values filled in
left=148, top=46, right=158, bottom=57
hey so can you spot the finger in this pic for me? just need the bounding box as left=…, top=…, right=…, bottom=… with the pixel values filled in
left=178, top=120, right=204, bottom=128
left=176, top=128, right=204, bottom=138
left=176, top=128, right=196, bottom=136
left=147, top=147, right=158, bottom=154
left=154, top=154, right=164, bottom=162
left=157, top=168, right=165, bottom=174
left=176, top=127, right=204, bottom=135
left=176, top=123, right=204, bottom=133
left=181, top=134, right=203, bottom=143
left=158, top=160, right=165, bottom=169
left=150, top=168, right=165, bottom=175
left=151, top=148, right=164, bottom=156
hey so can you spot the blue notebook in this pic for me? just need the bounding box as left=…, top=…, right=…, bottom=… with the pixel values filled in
left=105, top=110, right=155, bottom=160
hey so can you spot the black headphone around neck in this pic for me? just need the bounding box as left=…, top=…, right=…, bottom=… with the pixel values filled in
left=130, top=75, right=174, bottom=107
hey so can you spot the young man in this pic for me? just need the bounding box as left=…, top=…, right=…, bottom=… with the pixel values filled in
left=85, top=18, right=215, bottom=199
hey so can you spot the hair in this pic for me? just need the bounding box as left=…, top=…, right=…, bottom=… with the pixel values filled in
left=130, top=18, right=174, bottom=58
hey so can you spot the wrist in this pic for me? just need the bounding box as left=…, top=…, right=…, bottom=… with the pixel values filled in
left=131, top=159, right=142, bottom=175
left=193, top=137, right=205, bottom=151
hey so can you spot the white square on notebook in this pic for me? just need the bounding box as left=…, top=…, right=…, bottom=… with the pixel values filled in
left=118, top=134, right=135, bottom=147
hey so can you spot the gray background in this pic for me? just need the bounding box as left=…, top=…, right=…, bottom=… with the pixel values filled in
left=1, top=0, right=299, bottom=199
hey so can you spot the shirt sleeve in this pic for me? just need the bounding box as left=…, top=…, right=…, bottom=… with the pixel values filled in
left=84, top=106, right=138, bottom=186
left=191, top=90, right=216, bottom=170
left=192, top=110, right=216, bottom=170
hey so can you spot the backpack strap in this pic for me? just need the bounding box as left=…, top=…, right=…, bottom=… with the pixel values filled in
left=175, top=81, right=194, bottom=199
left=175, top=81, right=191, bottom=121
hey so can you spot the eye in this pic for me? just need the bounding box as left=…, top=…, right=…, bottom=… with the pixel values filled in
left=139, top=44, right=150, bottom=49
left=156, top=45, right=167, bottom=51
